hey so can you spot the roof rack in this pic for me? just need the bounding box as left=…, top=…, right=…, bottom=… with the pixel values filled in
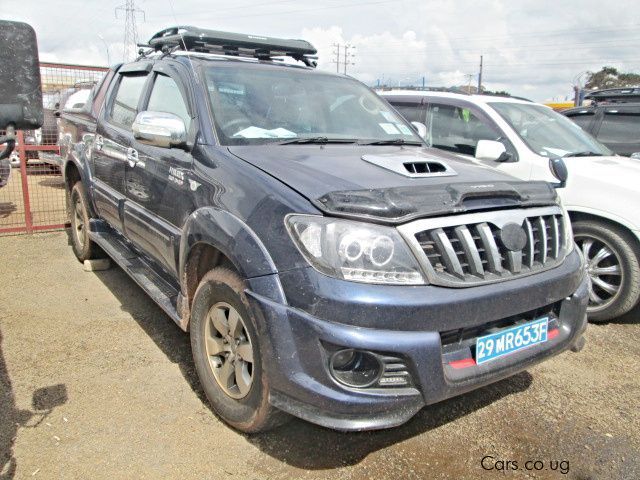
left=147, top=26, right=318, bottom=67
left=585, top=86, right=640, bottom=104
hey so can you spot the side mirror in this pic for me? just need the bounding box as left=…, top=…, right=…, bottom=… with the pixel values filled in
left=630, top=152, right=640, bottom=160
left=132, top=111, right=187, bottom=149
left=475, top=139, right=511, bottom=162
left=549, top=157, right=568, bottom=188
left=411, top=121, right=427, bottom=139
left=0, top=21, right=43, bottom=130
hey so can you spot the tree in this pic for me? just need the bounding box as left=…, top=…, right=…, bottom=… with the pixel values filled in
left=585, top=66, right=640, bottom=90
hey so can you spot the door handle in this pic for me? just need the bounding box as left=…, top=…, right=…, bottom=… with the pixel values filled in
left=95, top=134, right=104, bottom=151
left=126, top=147, right=139, bottom=167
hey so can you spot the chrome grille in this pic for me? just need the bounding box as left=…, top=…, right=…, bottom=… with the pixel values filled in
left=397, top=207, right=567, bottom=287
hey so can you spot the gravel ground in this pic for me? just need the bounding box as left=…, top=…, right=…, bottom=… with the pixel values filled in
left=1, top=232, right=639, bottom=480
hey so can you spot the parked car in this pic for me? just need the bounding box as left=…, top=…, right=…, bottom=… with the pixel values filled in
left=382, top=89, right=640, bottom=321
left=563, top=88, right=640, bottom=157
left=58, top=27, right=587, bottom=433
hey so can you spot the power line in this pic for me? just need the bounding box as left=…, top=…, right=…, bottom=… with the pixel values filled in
left=115, top=0, right=146, bottom=62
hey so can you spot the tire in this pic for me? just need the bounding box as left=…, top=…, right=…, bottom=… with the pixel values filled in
left=190, top=267, right=288, bottom=433
left=69, top=181, right=101, bottom=262
left=573, top=219, right=640, bottom=322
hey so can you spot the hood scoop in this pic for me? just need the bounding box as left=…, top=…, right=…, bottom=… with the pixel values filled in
left=362, top=153, right=457, bottom=178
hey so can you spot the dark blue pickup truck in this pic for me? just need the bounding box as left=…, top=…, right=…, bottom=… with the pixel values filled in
left=58, top=26, right=588, bottom=432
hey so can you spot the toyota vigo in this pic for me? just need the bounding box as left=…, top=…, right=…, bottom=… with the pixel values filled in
left=58, top=26, right=588, bottom=432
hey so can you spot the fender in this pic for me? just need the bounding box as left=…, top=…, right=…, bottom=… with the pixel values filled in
left=179, top=206, right=279, bottom=282
left=62, top=138, right=99, bottom=214
left=566, top=205, right=640, bottom=239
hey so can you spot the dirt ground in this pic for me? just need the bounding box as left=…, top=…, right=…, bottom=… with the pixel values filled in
left=1, top=232, right=639, bottom=480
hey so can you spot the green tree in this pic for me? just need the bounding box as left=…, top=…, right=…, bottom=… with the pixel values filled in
left=585, top=66, right=640, bottom=90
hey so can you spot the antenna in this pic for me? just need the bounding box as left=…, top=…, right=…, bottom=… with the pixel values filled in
left=115, top=0, right=146, bottom=62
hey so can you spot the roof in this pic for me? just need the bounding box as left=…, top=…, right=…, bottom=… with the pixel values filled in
left=379, top=89, right=534, bottom=105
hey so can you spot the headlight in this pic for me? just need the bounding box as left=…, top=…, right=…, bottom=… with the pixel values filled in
left=286, top=215, right=426, bottom=285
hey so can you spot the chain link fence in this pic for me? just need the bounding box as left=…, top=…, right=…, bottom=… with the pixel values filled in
left=0, top=62, right=108, bottom=235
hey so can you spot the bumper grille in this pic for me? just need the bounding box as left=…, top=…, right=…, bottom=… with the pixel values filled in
left=398, top=206, right=568, bottom=287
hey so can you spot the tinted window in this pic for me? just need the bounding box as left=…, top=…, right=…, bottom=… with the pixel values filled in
left=92, top=70, right=115, bottom=117
left=392, top=103, right=425, bottom=123
left=598, top=112, right=640, bottom=143
left=110, top=74, right=148, bottom=128
left=566, top=112, right=594, bottom=131
left=147, top=74, right=190, bottom=127
left=428, top=103, right=500, bottom=155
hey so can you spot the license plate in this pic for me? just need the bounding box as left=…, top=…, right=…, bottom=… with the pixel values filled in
left=475, top=317, right=549, bottom=365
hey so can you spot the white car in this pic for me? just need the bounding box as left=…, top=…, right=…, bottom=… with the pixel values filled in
left=382, top=90, right=640, bottom=321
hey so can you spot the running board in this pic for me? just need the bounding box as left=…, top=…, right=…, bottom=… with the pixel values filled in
left=88, top=220, right=183, bottom=328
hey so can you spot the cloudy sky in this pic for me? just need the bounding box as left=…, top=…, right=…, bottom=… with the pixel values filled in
left=6, top=0, right=640, bottom=101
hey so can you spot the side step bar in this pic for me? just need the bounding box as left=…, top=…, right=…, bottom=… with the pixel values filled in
left=88, top=220, right=183, bottom=328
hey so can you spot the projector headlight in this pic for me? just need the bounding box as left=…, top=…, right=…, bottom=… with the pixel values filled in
left=286, top=215, right=426, bottom=285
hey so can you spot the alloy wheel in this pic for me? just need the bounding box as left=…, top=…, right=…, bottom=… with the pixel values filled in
left=73, top=196, right=85, bottom=248
left=204, top=302, right=254, bottom=399
left=575, top=234, right=623, bottom=313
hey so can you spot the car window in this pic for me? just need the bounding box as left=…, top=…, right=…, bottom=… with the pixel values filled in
left=110, top=74, right=148, bottom=128
left=427, top=103, right=500, bottom=155
left=146, top=74, right=191, bottom=128
left=566, top=112, right=594, bottom=131
left=204, top=64, right=422, bottom=145
left=597, top=111, right=640, bottom=144
left=392, top=103, right=425, bottom=124
left=491, top=102, right=612, bottom=157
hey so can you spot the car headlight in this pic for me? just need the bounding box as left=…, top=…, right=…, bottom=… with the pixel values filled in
left=286, top=215, right=426, bottom=285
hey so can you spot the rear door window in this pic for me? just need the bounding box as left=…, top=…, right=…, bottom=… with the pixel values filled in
left=597, top=111, right=640, bottom=144
left=110, top=74, right=148, bottom=128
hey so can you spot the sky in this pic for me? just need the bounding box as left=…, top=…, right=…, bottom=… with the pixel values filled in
left=5, top=0, right=640, bottom=101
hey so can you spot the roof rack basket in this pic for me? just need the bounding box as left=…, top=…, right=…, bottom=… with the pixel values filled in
left=148, top=26, right=318, bottom=67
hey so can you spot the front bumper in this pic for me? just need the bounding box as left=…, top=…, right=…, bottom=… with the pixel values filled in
left=246, top=250, right=589, bottom=431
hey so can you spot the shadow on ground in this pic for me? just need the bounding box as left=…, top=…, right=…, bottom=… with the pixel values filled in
left=91, top=254, right=534, bottom=470
left=0, top=330, right=68, bottom=480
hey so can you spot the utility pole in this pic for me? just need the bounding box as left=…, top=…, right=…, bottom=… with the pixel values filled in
left=332, top=43, right=340, bottom=73
left=343, top=44, right=355, bottom=75
left=477, top=55, right=483, bottom=92
left=115, top=0, right=146, bottom=62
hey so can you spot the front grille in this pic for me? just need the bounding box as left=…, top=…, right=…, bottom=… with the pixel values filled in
left=398, top=206, right=567, bottom=287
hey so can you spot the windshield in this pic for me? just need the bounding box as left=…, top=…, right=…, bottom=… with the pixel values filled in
left=204, top=64, right=422, bottom=145
left=490, top=102, right=612, bottom=157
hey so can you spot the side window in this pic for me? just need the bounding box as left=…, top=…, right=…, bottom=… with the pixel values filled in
left=392, top=103, right=425, bottom=124
left=427, top=103, right=500, bottom=155
left=566, top=112, right=594, bottom=131
left=146, top=74, right=191, bottom=128
left=110, top=74, right=148, bottom=128
left=597, top=112, right=640, bottom=144
left=92, top=70, right=115, bottom=117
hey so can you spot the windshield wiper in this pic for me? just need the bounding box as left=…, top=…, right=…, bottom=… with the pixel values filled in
left=357, top=138, right=423, bottom=146
left=562, top=151, right=603, bottom=157
left=277, top=136, right=357, bottom=145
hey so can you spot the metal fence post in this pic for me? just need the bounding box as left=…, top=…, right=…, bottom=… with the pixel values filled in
left=17, top=131, right=34, bottom=233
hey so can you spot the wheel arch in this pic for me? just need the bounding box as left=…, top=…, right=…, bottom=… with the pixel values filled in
left=568, top=209, right=640, bottom=253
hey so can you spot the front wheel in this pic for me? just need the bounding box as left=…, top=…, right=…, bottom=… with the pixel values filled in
left=573, top=220, right=640, bottom=322
left=69, top=181, right=102, bottom=262
left=190, top=267, right=288, bottom=432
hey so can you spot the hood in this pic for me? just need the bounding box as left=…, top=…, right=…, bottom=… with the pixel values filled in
left=228, top=145, right=558, bottom=224
left=565, top=155, right=640, bottom=189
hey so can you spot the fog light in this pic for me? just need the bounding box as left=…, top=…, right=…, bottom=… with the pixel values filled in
left=329, top=349, right=382, bottom=388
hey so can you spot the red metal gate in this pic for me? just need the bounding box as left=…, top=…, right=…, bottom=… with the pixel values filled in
left=0, top=62, right=108, bottom=235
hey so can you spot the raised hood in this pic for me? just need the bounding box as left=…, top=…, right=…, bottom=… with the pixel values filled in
left=228, top=145, right=558, bottom=224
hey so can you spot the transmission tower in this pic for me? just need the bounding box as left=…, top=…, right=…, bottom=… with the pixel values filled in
left=115, top=0, right=146, bottom=62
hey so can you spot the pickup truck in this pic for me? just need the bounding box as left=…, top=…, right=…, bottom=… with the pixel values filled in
left=58, top=26, right=588, bottom=432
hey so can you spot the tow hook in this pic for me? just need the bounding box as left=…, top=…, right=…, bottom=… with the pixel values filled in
left=570, top=336, right=586, bottom=353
